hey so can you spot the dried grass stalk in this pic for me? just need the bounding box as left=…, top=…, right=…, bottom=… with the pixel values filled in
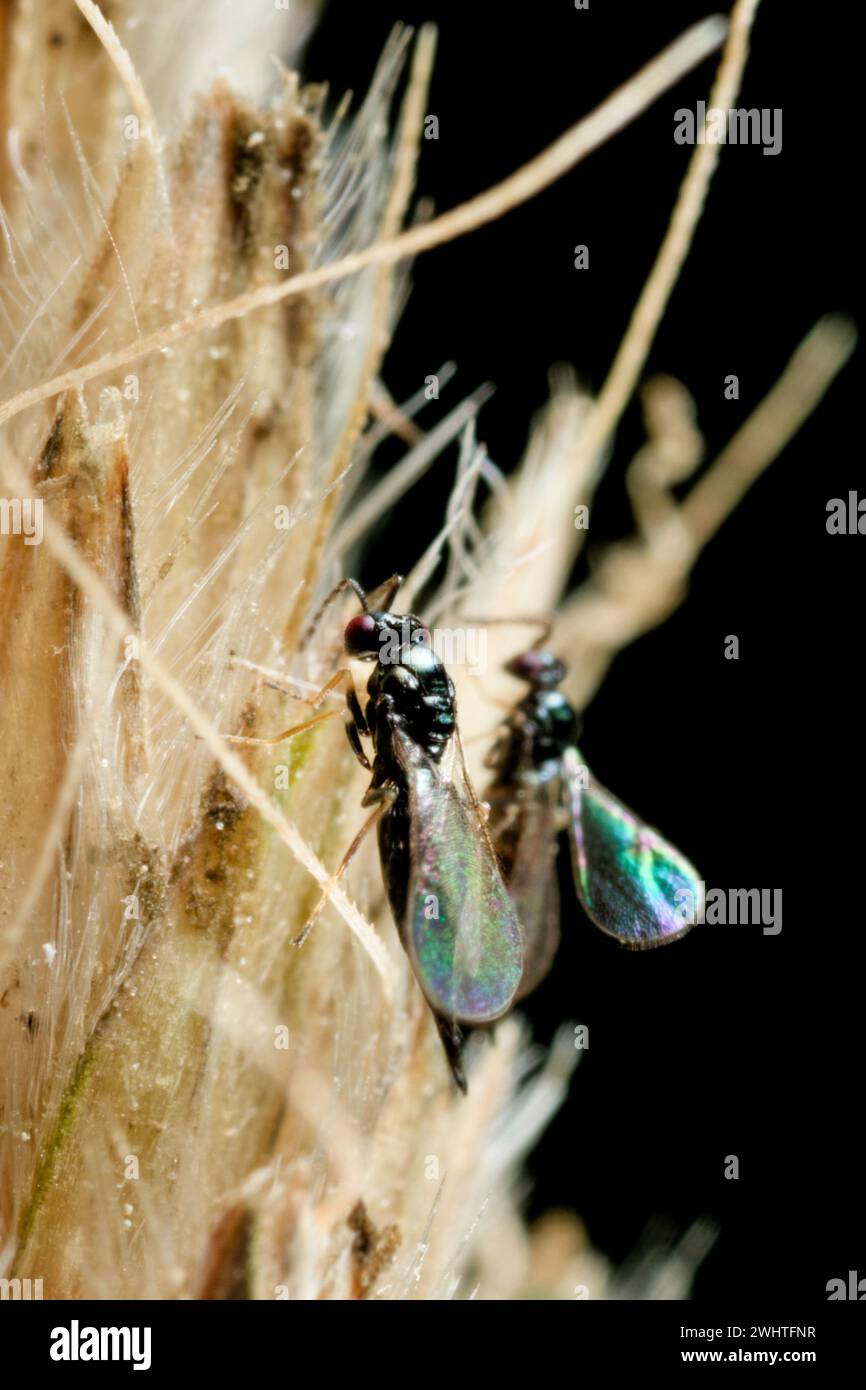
left=0, top=1, right=852, bottom=1300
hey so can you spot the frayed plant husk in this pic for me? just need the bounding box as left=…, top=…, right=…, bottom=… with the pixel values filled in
left=0, top=0, right=853, bottom=1300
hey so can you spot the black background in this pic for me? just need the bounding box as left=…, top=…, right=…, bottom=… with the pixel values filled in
left=306, top=2, right=862, bottom=1300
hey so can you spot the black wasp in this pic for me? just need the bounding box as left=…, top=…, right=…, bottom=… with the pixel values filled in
left=290, top=576, right=524, bottom=1092
left=485, top=647, right=701, bottom=1000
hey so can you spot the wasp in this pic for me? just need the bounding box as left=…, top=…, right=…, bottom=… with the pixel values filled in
left=242, top=577, right=524, bottom=1092
left=485, top=647, right=702, bottom=999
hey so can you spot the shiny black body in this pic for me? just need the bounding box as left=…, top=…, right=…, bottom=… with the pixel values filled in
left=347, top=616, right=456, bottom=929
left=487, top=652, right=579, bottom=785
left=340, top=601, right=470, bottom=1088
left=484, top=651, right=581, bottom=1000
left=487, top=689, right=580, bottom=787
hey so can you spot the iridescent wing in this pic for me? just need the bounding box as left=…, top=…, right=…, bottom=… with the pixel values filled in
left=563, top=748, right=702, bottom=947
left=486, top=773, right=563, bottom=999
left=393, top=728, right=524, bottom=1026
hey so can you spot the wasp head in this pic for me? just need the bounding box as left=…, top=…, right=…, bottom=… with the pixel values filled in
left=344, top=611, right=431, bottom=662
left=505, top=649, right=567, bottom=690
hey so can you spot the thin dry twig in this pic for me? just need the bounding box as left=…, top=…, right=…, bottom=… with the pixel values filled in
left=680, top=315, right=856, bottom=545
left=557, top=314, right=856, bottom=711
left=0, top=16, right=726, bottom=430
left=0, top=446, right=396, bottom=991
left=74, top=0, right=161, bottom=151
left=561, top=0, right=762, bottom=506
left=0, top=17, right=729, bottom=984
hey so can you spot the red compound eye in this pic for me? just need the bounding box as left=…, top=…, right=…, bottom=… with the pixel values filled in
left=506, top=650, right=547, bottom=680
left=344, top=612, right=378, bottom=655
left=505, top=650, right=565, bottom=687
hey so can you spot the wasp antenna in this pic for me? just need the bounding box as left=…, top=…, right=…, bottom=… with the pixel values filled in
left=300, top=577, right=370, bottom=649
left=363, top=572, right=404, bottom=612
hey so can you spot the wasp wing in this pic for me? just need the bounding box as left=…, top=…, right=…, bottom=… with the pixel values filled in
left=393, top=728, right=523, bottom=1025
left=564, top=748, right=702, bottom=947
left=486, top=772, right=563, bottom=999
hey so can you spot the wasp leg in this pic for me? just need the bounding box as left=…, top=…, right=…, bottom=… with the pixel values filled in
left=300, top=578, right=369, bottom=648
left=345, top=718, right=372, bottom=771
left=228, top=658, right=333, bottom=704
left=230, top=658, right=352, bottom=706
left=292, top=785, right=397, bottom=947
left=222, top=668, right=355, bottom=747
left=304, top=667, right=355, bottom=710
left=347, top=684, right=369, bottom=736
left=481, top=727, right=511, bottom=767
left=343, top=678, right=372, bottom=769
left=433, top=1016, right=468, bottom=1095
left=221, top=708, right=340, bottom=747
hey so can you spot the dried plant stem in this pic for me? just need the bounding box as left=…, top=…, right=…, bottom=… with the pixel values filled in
left=0, top=16, right=726, bottom=431
left=423, top=0, right=763, bottom=682
left=0, top=444, right=395, bottom=991
left=289, top=24, right=437, bottom=646
left=3, top=3, right=836, bottom=1300
left=558, top=314, right=856, bottom=712
left=3, top=722, right=91, bottom=955
left=0, top=14, right=729, bottom=981
left=680, top=315, right=855, bottom=545
left=74, top=0, right=161, bottom=152
left=561, top=0, right=762, bottom=508
left=333, top=387, right=494, bottom=556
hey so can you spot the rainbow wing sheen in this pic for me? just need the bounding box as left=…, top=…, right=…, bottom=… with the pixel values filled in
left=486, top=772, right=563, bottom=999
left=395, top=730, right=523, bottom=1023
left=564, top=748, right=702, bottom=947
